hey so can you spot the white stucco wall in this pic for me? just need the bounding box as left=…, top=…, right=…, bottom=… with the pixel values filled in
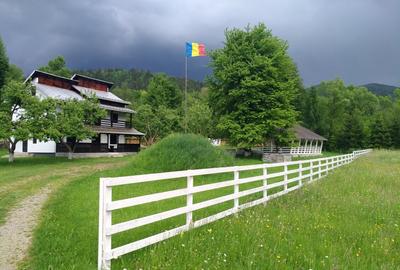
left=118, top=135, right=125, bottom=144
left=15, top=141, right=23, bottom=153
left=100, top=134, right=108, bottom=144
left=15, top=139, right=56, bottom=153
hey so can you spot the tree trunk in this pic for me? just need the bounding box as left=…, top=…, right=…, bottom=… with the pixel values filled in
left=63, top=142, right=74, bottom=160
left=8, top=141, right=16, bottom=163
left=8, top=152, right=14, bottom=162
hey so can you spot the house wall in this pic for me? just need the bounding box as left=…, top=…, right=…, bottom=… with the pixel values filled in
left=38, top=75, right=75, bottom=90
left=15, top=139, right=56, bottom=153
left=101, top=134, right=108, bottom=144
left=77, top=78, right=108, bottom=92
left=119, top=135, right=125, bottom=144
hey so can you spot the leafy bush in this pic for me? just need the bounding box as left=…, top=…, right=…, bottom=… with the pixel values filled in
left=131, top=133, right=234, bottom=173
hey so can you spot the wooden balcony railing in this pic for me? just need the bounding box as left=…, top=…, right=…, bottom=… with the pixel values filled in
left=99, top=119, right=132, bottom=129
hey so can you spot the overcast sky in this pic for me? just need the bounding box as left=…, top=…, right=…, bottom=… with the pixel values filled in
left=0, top=0, right=399, bottom=86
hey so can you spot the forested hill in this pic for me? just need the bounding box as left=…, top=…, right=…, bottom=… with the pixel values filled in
left=73, top=68, right=204, bottom=91
left=362, top=83, right=398, bottom=97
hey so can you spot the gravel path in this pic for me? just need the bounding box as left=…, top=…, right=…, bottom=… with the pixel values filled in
left=0, top=187, right=51, bottom=270
left=0, top=161, right=128, bottom=270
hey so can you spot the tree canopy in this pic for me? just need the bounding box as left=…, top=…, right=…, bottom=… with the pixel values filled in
left=0, top=80, right=45, bottom=162
left=299, top=78, right=400, bottom=151
left=0, top=37, right=9, bottom=99
left=43, top=97, right=106, bottom=159
left=208, top=23, right=301, bottom=148
left=39, top=56, right=72, bottom=78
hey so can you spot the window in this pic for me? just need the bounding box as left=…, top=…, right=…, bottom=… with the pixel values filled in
left=110, top=134, right=118, bottom=144
left=111, top=112, right=118, bottom=123
left=33, top=138, right=37, bottom=144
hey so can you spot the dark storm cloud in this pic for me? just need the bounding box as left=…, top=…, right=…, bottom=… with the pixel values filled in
left=0, top=0, right=399, bottom=86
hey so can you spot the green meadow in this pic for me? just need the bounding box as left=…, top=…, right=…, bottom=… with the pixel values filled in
left=10, top=135, right=398, bottom=269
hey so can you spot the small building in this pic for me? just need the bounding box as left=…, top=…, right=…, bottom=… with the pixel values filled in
left=260, top=125, right=327, bottom=157
left=14, top=70, right=144, bottom=155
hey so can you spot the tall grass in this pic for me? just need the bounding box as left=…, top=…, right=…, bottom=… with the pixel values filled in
left=22, top=141, right=400, bottom=269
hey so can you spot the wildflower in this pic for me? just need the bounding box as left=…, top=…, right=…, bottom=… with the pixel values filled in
left=181, top=244, right=185, bottom=247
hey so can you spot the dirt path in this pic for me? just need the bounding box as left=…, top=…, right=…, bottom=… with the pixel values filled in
left=0, top=187, right=52, bottom=270
left=0, top=161, right=128, bottom=270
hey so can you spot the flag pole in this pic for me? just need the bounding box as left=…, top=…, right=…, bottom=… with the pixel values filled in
left=184, top=56, right=188, bottom=133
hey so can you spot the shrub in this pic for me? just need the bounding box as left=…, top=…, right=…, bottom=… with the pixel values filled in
left=131, top=133, right=234, bottom=173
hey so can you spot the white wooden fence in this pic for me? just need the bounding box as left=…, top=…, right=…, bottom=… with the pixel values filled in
left=98, top=149, right=371, bottom=270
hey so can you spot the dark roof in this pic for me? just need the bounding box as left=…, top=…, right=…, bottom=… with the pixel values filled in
left=71, top=74, right=114, bottom=88
left=99, top=104, right=135, bottom=113
left=292, top=125, right=327, bottom=141
left=25, top=70, right=78, bottom=85
left=91, top=126, right=144, bottom=136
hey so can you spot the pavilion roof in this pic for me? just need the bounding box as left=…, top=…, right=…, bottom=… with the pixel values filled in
left=291, top=125, right=327, bottom=141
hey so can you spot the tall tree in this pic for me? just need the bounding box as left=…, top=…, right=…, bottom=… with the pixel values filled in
left=0, top=37, right=9, bottom=99
left=208, top=23, right=301, bottom=148
left=186, top=95, right=212, bottom=137
left=44, top=97, right=105, bottom=159
left=5, top=64, right=24, bottom=82
left=338, top=109, right=366, bottom=150
left=0, top=80, right=46, bottom=162
left=145, top=73, right=183, bottom=109
left=303, top=87, right=322, bottom=132
left=39, top=56, right=72, bottom=78
left=370, top=114, right=391, bottom=148
left=132, top=74, right=183, bottom=145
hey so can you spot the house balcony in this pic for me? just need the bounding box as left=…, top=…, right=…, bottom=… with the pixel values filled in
left=99, top=119, right=132, bottom=129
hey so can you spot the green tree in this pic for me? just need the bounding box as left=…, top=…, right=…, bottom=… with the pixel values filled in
left=39, top=56, right=72, bottom=78
left=208, top=23, right=301, bottom=148
left=134, top=104, right=181, bottom=145
left=132, top=75, right=183, bottom=145
left=145, top=73, right=183, bottom=109
left=338, top=109, right=366, bottom=150
left=44, top=97, right=105, bottom=159
left=5, top=64, right=24, bottom=82
left=303, top=87, right=323, bottom=133
left=0, top=80, right=46, bottom=162
left=0, top=37, right=9, bottom=99
left=186, top=95, right=212, bottom=137
left=370, top=114, right=391, bottom=148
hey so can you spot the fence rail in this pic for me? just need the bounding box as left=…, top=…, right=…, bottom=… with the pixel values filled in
left=98, top=149, right=372, bottom=270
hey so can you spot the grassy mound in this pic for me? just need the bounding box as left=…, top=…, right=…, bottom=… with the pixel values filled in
left=131, top=133, right=234, bottom=173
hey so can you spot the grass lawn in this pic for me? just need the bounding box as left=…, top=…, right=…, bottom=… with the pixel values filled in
left=0, top=147, right=7, bottom=157
left=22, top=149, right=400, bottom=269
left=0, top=154, right=134, bottom=225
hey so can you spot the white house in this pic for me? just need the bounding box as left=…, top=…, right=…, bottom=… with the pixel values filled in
left=15, top=70, right=144, bottom=155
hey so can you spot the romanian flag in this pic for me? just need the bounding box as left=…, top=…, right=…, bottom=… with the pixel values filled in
left=186, top=42, right=206, bottom=57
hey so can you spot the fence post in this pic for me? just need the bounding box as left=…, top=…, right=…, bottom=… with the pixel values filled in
left=186, top=174, right=194, bottom=229
left=310, top=161, right=313, bottom=182
left=284, top=164, right=288, bottom=192
left=318, top=160, right=322, bottom=179
left=299, top=163, right=303, bottom=186
left=98, top=179, right=112, bottom=270
left=234, top=168, right=239, bottom=213
left=263, top=167, right=268, bottom=205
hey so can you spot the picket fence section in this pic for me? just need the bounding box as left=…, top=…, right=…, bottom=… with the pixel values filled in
left=98, top=149, right=371, bottom=270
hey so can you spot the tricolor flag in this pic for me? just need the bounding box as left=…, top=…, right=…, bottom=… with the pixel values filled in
left=186, top=42, right=206, bottom=57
